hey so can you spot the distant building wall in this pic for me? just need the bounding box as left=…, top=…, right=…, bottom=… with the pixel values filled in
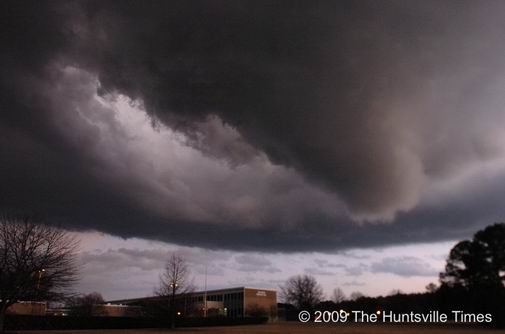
left=244, top=288, right=277, bottom=318
left=175, top=287, right=277, bottom=319
left=108, top=286, right=278, bottom=319
left=6, top=302, right=47, bottom=316
left=91, top=304, right=142, bottom=317
left=189, top=301, right=223, bottom=317
left=46, top=308, right=70, bottom=316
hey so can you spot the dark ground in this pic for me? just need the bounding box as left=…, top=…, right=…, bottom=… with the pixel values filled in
left=11, top=322, right=505, bottom=333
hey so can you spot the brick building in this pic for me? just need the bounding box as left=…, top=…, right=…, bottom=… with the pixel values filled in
left=109, top=287, right=277, bottom=319
left=6, top=301, right=46, bottom=316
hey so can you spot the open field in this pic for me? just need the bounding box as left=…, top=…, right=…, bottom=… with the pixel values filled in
left=11, top=322, right=505, bottom=334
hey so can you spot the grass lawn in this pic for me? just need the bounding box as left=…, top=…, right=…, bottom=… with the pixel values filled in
left=10, top=322, right=505, bottom=334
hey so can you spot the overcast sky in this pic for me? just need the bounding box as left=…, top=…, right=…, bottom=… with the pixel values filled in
left=76, top=231, right=454, bottom=300
left=2, top=0, right=505, bottom=299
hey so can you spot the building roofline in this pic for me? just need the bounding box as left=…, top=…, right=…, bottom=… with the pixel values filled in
left=243, top=287, right=277, bottom=292
left=107, top=286, right=277, bottom=304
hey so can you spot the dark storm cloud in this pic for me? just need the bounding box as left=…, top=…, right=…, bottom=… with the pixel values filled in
left=71, top=0, right=505, bottom=220
left=2, top=1, right=505, bottom=251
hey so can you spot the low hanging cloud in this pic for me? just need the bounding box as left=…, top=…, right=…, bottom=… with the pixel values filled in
left=79, top=246, right=232, bottom=281
left=304, top=267, right=335, bottom=276
left=342, top=281, right=366, bottom=287
left=2, top=1, right=505, bottom=251
left=234, top=254, right=281, bottom=273
left=80, top=248, right=168, bottom=272
left=370, top=257, right=439, bottom=277
left=344, top=264, right=369, bottom=276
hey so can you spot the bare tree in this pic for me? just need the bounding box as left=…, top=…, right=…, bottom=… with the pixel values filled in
left=388, top=289, right=403, bottom=296
left=0, top=215, right=79, bottom=332
left=331, top=287, right=346, bottom=304
left=155, top=254, right=193, bottom=329
left=66, top=292, right=105, bottom=317
left=349, top=291, right=365, bottom=301
left=425, top=282, right=438, bottom=293
left=280, top=275, right=323, bottom=310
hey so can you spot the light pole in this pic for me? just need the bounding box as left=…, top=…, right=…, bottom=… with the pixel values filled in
left=36, top=269, right=45, bottom=290
left=170, top=282, right=178, bottom=329
left=204, top=265, right=207, bottom=318
left=36, top=269, right=45, bottom=301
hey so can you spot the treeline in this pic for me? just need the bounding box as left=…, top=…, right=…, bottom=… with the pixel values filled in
left=316, top=286, right=505, bottom=327
left=281, top=282, right=505, bottom=328
left=281, top=223, right=505, bottom=328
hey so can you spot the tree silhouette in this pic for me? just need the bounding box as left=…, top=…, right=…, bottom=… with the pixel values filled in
left=349, top=291, right=365, bottom=301
left=0, top=215, right=79, bottom=332
left=280, top=275, right=323, bottom=310
left=66, top=292, right=105, bottom=316
left=155, top=254, right=193, bottom=328
left=440, top=223, right=505, bottom=289
left=440, top=223, right=505, bottom=328
left=425, top=283, right=438, bottom=293
left=331, top=287, right=346, bottom=304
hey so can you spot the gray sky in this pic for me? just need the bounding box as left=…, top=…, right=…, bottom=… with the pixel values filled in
left=76, top=231, right=454, bottom=301
left=2, top=0, right=505, bottom=299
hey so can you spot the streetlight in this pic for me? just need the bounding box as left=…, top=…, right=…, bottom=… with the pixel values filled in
left=36, top=269, right=45, bottom=290
left=170, top=282, right=178, bottom=329
left=35, top=269, right=46, bottom=301
left=204, top=265, right=207, bottom=318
